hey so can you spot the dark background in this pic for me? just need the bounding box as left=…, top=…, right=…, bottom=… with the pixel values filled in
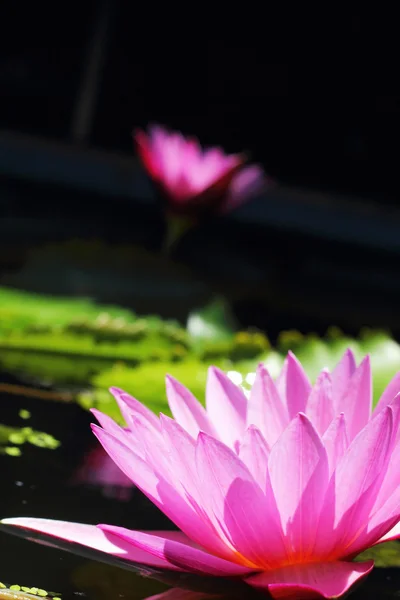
left=0, top=1, right=399, bottom=338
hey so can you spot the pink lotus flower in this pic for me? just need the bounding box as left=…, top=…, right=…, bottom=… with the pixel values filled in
left=134, top=125, right=269, bottom=216
left=3, top=349, right=400, bottom=599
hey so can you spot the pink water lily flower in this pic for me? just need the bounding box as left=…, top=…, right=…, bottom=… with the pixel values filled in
left=134, top=125, right=269, bottom=216
left=4, top=349, right=400, bottom=599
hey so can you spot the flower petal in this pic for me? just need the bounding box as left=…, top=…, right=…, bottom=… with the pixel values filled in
left=321, top=414, right=349, bottom=477
left=0, top=517, right=178, bottom=570
left=165, top=375, right=217, bottom=439
left=99, top=526, right=254, bottom=576
left=374, top=372, right=400, bottom=414
left=305, top=370, right=334, bottom=436
left=246, top=560, right=373, bottom=599
left=331, top=348, right=357, bottom=408
left=345, top=398, right=400, bottom=555
left=91, top=409, right=145, bottom=458
left=195, top=432, right=287, bottom=568
left=205, top=367, right=247, bottom=448
left=366, top=394, right=400, bottom=511
left=91, top=425, right=217, bottom=549
left=246, top=364, right=288, bottom=447
left=276, top=352, right=311, bottom=419
left=239, top=425, right=270, bottom=491
left=268, top=414, right=329, bottom=558
left=336, top=355, right=372, bottom=441
left=372, top=519, right=400, bottom=545
left=109, top=387, right=161, bottom=431
left=315, top=405, right=394, bottom=556
left=344, top=485, right=400, bottom=556
left=159, top=414, right=237, bottom=561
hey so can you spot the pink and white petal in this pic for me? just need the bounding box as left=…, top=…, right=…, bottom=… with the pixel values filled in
left=372, top=519, right=400, bottom=545
left=91, top=426, right=217, bottom=550
left=92, top=409, right=166, bottom=475
left=109, top=387, right=161, bottom=431
left=374, top=372, right=400, bottom=414
left=305, top=370, right=334, bottom=436
left=321, top=414, right=349, bottom=477
left=268, top=414, right=329, bottom=557
left=315, top=406, right=394, bottom=556
left=195, top=432, right=286, bottom=568
left=91, top=409, right=146, bottom=457
left=367, top=394, right=400, bottom=512
left=99, top=526, right=254, bottom=577
left=239, top=425, right=270, bottom=491
left=246, top=364, right=288, bottom=447
left=165, top=375, right=217, bottom=439
left=344, top=484, right=400, bottom=557
left=125, top=414, right=171, bottom=476
left=160, top=414, right=236, bottom=561
left=336, top=355, right=372, bottom=441
left=246, top=560, right=373, bottom=600
left=205, top=367, right=247, bottom=448
left=0, top=518, right=178, bottom=570
left=276, top=352, right=312, bottom=419
left=331, top=348, right=357, bottom=409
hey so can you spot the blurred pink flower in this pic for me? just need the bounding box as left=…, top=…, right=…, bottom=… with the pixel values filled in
left=72, top=440, right=134, bottom=502
left=134, top=125, right=270, bottom=217
left=6, top=349, right=400, bottom=599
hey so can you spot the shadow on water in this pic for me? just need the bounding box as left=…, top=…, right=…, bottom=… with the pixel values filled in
left=1, top=384, right=400, bottom=599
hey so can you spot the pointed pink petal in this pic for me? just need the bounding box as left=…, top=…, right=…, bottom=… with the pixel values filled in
left=91, top=425, right=216, bottom=549
left=246, top=364, right=288, bottom=447
left=246, top=560, right=373, bottom=599
left=305, top=370, right=334, bottom=435
left=195, top=432, right=286, bottom=568
left=321, top=414, right=349, bottom=477
left=120, top=413, right=170, bottom=476
left=159, top=414, right=236, bottom=561
left=336, top=355, right=372, bottom=441
left=91, top=409, right=145, bottom=457
left=239, top=425, right=270, bottom=491
left=315, top=405, right=394, bottom=556
left=109, top=387, right=160, bottom=430
left=331, top=348, right=357, bottom=409
left=0, top=518, right=179, bottom=570
left=344, top=484, right=400, bottom=557
left=165, top=375, right=217, bottom=439
left=367, top=394, right=400, bottom=512
left=91, top=424, right=171, bottom=505
left=93, top=408, right=167, bottom=478
left=373, top=519, right=400, bottom=544
left=268, top=414, right=329, bottom=556
left=276, top=352, right=312, bottom=418
left=374, top=372, right=400, bottom=414
left=205, top=367, right=247, bottom=448
left=340, top=398, right=400, bottom=557
left=99, top=526, right=253, bottom=576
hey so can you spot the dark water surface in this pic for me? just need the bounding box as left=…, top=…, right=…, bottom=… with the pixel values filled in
left=1, top=387, right=400, bottom=600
